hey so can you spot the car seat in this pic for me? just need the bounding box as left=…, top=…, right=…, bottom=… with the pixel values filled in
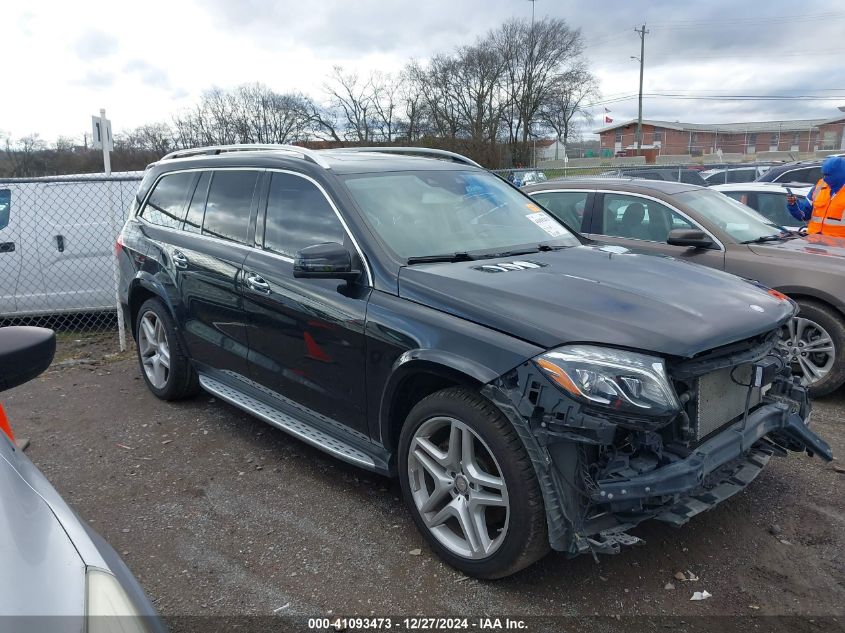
left=618, top=203, right=650, bottom=240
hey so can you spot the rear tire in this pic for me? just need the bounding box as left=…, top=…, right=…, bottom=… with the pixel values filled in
left=398, top=387, right=549, bottom=579
left=135, top=298, right=199, bottom=401
left=780, top=300, right=845, bottom=398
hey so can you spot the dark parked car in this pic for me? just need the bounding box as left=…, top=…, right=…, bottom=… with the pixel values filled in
left=117, top=145, right=831, bottom=578
left=600, top=167, right=708, bottom=186
left=755, top=159, right=824, bottom=186
left=525, top=177, right=845, bottom=396
left=0, top=327, right=165, bottom=630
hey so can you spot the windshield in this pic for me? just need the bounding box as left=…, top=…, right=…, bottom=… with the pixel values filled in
left=674, top=189, right=784, bottom=243
left=342, top=170, right=579, bottom=259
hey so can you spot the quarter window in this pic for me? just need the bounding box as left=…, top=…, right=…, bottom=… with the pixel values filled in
left=0, top=189, right=10, bottom=231
left=141, top=172, right=194, bottom=229
left=263, top=173, right=346, bottom=257
left=600, top=194, right=695, bottom=243
left=202, top=170, right=260, bottom=245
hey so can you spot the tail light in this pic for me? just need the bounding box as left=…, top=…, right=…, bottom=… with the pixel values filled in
left=0, top=404, right=14, bottom=443
left=115, top=233, right=126, bottom=257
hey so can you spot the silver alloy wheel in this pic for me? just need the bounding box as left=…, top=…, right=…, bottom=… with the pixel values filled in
left=407, top=416, right=509, bottom=560
left=138, top=311, right=171, bottom=389
left=778, top=316, right=836, bottom=386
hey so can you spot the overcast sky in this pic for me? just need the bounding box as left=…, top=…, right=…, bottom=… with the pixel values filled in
left=4, top=0, right=844, bottom=142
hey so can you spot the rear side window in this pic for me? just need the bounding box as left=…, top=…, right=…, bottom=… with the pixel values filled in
left=531, top=191, right=588, bottom=230
left=202, top=170, right=260, bottom=245
left=263, top=173, right=346, bottom=257
left=141, top=172, right=194, bottom=229
left=0, top=189, right=10, bottom=230
left=778, top=167, right=821, bottom=185
left=184, top=171, right=211, bottom=234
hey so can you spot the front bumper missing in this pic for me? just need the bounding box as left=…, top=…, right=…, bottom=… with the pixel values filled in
left=592, top=402, right=833, bottom=508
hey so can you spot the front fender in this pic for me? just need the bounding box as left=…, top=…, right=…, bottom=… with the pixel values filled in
left=378, top=350, right=500, bottom=450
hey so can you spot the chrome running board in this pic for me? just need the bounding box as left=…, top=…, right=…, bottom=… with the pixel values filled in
left=198, top=374, right=377, bottom=470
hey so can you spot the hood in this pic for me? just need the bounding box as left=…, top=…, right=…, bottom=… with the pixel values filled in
left=398, top=244, right=795, bottom=358
left=749, top=234, right=845, bottom=262
left=822, top=155, right=845, bottom=194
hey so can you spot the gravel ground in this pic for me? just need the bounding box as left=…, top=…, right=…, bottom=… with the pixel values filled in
left=4, top=336, right=844, bottom=630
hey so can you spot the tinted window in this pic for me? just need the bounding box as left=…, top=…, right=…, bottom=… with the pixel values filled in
left=264, top=173, right=346, bottom=257
left=678, top=170, right=707, bottom=186
left=531, top=191, right=588, bottom=230
left=726, top=169, right=756, bottom=183
left=600, top=193, right=694, bottom=242
left=184, top=172, right=211, bottom=234
left=777, top=167, right=821, bottom=185
left=202, top=170, right=260, bottom=244
left=756, top=192, right=802, bottom=227
left=0, top=189, right=9, bottom=231
left=141, top=172, right=194, bottom=229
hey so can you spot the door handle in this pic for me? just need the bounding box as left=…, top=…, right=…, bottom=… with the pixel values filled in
left=56, top=235, right=64, bottom=252
left=171, top=250, right=188, bottom=269
left=245, top=272, right=271, bottom=293
left=0, top=242, right=14, bottom=253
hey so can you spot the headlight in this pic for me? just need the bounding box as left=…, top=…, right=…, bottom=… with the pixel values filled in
left=86, top=568, right=149, bottom=633
left=535, top=345, right=680, bottom=418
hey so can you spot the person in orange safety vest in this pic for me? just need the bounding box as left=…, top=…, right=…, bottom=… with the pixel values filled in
left=786, top=155, right=845, bottom=237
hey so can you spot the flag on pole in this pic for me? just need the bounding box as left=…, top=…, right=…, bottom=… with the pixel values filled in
left=605, top=115, right=613, bottom=123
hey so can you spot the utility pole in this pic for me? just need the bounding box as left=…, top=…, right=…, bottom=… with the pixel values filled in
left=634, top=24, right=648, bottom=152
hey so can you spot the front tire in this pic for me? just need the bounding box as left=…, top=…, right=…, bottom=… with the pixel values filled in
left=779, top=299, right=845, bottom=398
left=398, top=387, right=549, bottom=579
left=135, top=298, right=199, bottom=401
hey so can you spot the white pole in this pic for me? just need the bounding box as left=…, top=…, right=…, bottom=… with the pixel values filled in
left=100, top=108, right=111, bottom=175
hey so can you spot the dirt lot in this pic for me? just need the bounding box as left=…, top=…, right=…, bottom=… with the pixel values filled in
left=4, top=335, right=844, bottom=630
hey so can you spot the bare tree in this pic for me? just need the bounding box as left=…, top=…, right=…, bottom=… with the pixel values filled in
left=369, top=72, right=402, bottom=143
left=398, top=62, right=429, bottom=142
left=494, top=17, right=584, bottom=158
left=538, top=67, right=598, bottom=158
left=324, top=66, right=374, bottom=142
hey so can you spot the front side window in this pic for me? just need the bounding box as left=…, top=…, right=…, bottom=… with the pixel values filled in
left=202, top=170, right=260, bottom=245
left=263, top=173, right=346, bottom=257
left=674, top=189, right=781, bottom=243
left=342, top=170, right=579, bottom=259
left=600, top=194, right=695, bottom=243
left=756, top=192, right=803, bottom=227
left=0, top=189, right=10, bottom=231
left=141, top=172, right=195, bottom=229
left=530, top=191, right=588, bottom=230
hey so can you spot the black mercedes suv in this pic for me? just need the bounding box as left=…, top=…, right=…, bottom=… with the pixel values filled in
left=117, top=145, right=832, bottom=578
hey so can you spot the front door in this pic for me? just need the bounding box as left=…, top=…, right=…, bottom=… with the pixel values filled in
left=587, top=192, right=726, bottom=270
left=241, top=171, right=371, bottom=435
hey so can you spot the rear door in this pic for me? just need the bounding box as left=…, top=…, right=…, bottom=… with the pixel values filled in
left=0, top=188, right=23, bottom=315
left=528, top=190, right=592, bottom=232
left=37, top=180, right=125, bottom=312
left=241, top=171, right=371, bottom=434
left=151, top=169, right=261, bottom=379
left=591, top=192, right=726, bottom=269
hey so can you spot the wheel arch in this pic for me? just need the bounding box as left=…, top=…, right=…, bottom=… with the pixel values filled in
left=773, top=288, right=845, bottom=320
left=379, top=350, right=502, bottom=458
left=127, top=273, right=177, bottom=340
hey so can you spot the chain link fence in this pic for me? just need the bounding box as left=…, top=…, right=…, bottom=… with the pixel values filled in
left=0, top=172, right=143, bottom=352
left=492, top=160, right=785, bottom=187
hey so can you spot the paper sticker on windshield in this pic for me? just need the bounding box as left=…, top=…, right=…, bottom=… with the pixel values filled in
left=526, top=203, right=542, bottom=213
left=525, top=211, right=566, bottom=237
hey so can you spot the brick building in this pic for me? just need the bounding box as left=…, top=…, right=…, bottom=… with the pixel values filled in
left=596, top=113, right=845, bottom=157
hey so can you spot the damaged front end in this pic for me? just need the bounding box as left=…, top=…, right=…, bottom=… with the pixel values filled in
left=482, top=329, right=833, bottom=559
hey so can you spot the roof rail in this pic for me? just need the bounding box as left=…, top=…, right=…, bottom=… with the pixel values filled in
left=331, top=147, right=483, bottom=169
left=160, top=144, right=332, bottom=169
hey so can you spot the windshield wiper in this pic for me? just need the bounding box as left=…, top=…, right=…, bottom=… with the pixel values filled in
left=741, top=230, right=802, bottom=244
left=406, top=252, right=475, bottom=265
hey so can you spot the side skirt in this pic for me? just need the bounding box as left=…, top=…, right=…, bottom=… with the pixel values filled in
left=198, top=373, right=390, bottom=475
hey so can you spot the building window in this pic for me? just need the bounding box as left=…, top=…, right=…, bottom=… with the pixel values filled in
left=653, top=128, right=663, bottom=143
left=615, top=129, right=622, bottom=143
left=747, top=133, right=757, bottom=151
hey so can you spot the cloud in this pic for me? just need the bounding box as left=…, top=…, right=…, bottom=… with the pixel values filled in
left=123, top=59, right=171, bottom=89
left=73, top=29, right=118, bottom=60
left=69, top=69, right=116, bottom=88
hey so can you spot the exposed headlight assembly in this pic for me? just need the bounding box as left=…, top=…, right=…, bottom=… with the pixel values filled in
left=536, top=345, right=681, bottom=419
